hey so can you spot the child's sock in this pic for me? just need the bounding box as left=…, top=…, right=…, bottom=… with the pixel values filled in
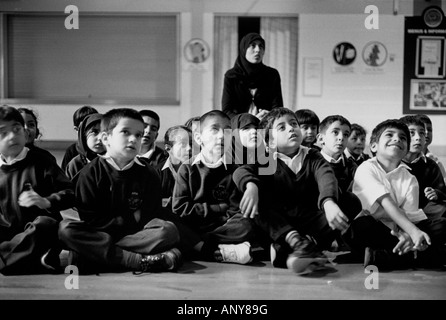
left=121, top=250, right=142, bottom=270
left=285, top=230, right=300, bottom=249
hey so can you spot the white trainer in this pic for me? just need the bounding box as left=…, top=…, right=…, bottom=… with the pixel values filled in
left=218, top=242, right=253, bottom=265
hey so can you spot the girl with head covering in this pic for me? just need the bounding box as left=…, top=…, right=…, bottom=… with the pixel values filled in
left=65, top=113, right=105, bottom=182
left=230, top=113, right=272, bottom=250
left=231, top=113, right=262, bottom=166
left=222, top=33, right=283, bottom=120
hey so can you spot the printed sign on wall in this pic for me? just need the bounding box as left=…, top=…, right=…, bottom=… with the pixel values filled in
left=332, top=42, right=356, bottom=73
left=403, top=6, right=446, bottom=114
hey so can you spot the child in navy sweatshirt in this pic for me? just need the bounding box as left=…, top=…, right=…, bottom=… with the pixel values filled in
left=400, top=115, right=446, bottom=218
left=234, top=108, right=358, bottom=274
left=172, top=110, right=256, bottom=265
left=0, top=105, right=74, bottom=275
left=59, top=108, right=183, bottom=274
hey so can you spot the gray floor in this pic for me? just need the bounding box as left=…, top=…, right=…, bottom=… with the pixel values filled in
left=1, top=252, right=445, bottom=300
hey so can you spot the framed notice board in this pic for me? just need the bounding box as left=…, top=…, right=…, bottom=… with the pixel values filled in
left=403, top=6, right=446, bottom=114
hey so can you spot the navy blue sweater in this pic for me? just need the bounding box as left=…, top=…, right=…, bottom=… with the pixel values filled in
left=75, top=157, right=164, bottom=239
left=233, top=148, right=339, bottom=240
left=0, top=148, right=74, bottom=241
left=172, top=161, right=242, bottom=233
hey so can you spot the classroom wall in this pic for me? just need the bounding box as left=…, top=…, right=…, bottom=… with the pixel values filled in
left=0, top=0, right=445, bottom=157
left=298, top=14, right=431, bottom=151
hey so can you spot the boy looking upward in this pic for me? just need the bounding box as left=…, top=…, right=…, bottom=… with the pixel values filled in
left=59, top=108, right=182, bottom=274
left=351, top=119, right=446, bottom=270
left=234, top=108, right=358, bottom=274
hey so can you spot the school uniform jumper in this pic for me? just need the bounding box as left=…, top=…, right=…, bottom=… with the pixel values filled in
left=155, top=158, right=177, bottom=205
left=58, top=156, right=182, bottom=271
left=234, top=147, right=358, bottom=266
left=404, top=155, right=446, bottom=218
left=138, top=145, right=168, bottom=168
left=172, top=155, right=255, bottom=248
left=344, top=149, right=370, bottom=167
left=0, top=148, right=75, bottom=274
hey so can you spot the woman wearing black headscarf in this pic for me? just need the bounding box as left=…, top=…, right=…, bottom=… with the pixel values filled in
left=222, top=33, right=283, bottom=120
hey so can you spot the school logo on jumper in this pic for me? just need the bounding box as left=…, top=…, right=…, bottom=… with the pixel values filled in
left=212, top=185, right=229, bottom=202
left=362, top=41, right=387, bottom=67
left=333, top=42, right=356, bottom=66
left=128, top=192, right=142, bottom=210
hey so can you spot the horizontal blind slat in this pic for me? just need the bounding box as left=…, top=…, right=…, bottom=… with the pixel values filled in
left=7, top=15, right=177, bottom=101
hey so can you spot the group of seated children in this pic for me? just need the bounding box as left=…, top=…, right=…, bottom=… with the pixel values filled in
left=0, top=104, right=445, bottom=276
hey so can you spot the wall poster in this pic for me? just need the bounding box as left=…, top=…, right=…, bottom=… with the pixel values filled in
left=403, top=6, right=446, bottom=114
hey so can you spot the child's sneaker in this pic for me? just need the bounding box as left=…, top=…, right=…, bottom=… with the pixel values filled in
left=218, top=242, right=253, bottom=264
left=285, top=235, right=328, bottom=275
left=135, top=248, right=182, bottom=275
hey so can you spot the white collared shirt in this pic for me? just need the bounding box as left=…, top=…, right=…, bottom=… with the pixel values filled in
left=191, top=152, right=227, bottom=169
left=138, top=143, right=156, bottom=159
left=101, top=154, right=145, bottom=171
left=161, top=157, right=180, bottom=181
left=344, top=149, right=365, bottom=161
left=352, top=157, right=427, bottom=230
left=321, top=150, right=345, bottom=165
left=404, top=153, right=427, bottom=164
left=274, top=146, right=309, bottom=174
left=0, top=147, right=29, bottom=167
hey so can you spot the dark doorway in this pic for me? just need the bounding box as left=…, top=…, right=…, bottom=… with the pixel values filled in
left=238, top=17, right=261, bottom=44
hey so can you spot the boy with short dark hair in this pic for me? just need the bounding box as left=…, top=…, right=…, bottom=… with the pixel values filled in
left=350, top=119, right=446, bottom=270
left=344, top=123, right=370, bottom=166
left=59, top=108, right=182, bottom=274
left=318, top=115, right=359, bottom=194
left=156, top=125, right=192, bottom=208
left=0, top=105, right=75, bottom=275
left=138, top=109, right=167, bottom=167
left=295, top=108, right=320, bottom=150
left=62, top=106, right=99, bottom=170
left=318, top=115, right=362, bottom=253
left=400, top=115, right=446, bottom=218
left=172, top=110, right=256, bottom=265
left=234, top=108, right=359, bottom=274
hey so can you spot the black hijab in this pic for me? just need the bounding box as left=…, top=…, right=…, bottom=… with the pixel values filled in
left=231, top=113, right=261, bottom=165
left=232, top=33, right=267, bottom=88
left=77, top=113, right=104, bottom=161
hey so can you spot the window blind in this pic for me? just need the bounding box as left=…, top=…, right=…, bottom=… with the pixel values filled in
left=6, top=14, right=178, bottom=104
